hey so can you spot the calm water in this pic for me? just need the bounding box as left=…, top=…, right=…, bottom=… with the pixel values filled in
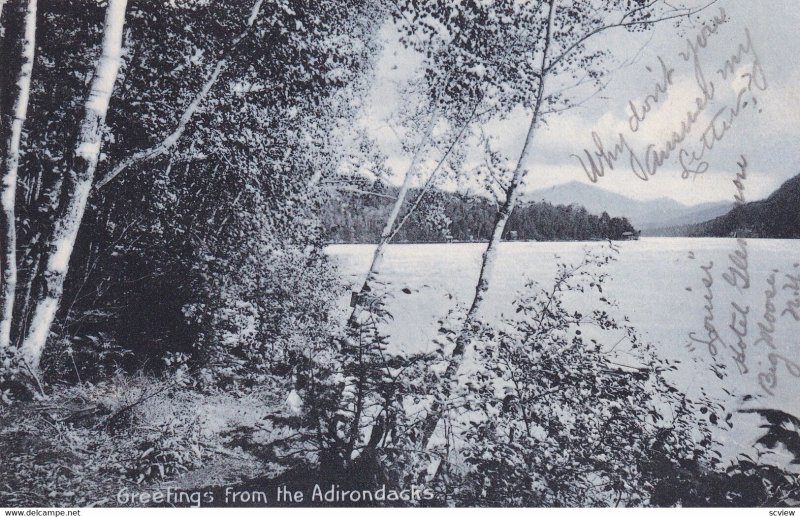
left=327, top=238, right=800, bottom=463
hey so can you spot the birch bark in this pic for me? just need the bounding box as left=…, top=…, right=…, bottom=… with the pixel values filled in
left=19, top=0, right=128, bottom=370
left=346, top=115, right=435, bottom=326
left=418, top=0, right=556, bottom=450
left=0, top=0, right=37, bottom=350
left=342, top=107, right=481, bottom=458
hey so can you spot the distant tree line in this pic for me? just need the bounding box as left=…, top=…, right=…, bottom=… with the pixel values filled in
left=321, top=181, right=637, bottom=243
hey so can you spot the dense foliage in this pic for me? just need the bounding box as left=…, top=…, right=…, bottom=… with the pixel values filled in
left=0, top=0, right=379, bottom=386
left=454, top=249, right=715, bottom=506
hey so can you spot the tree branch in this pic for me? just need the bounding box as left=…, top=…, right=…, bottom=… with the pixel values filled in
left=94, top=0, right=265, bottom=190
left=545, top=0, right=720, bottom=75
left=323, top=184, right=398, bottom=200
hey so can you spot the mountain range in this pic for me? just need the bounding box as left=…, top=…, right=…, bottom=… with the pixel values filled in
left=525, top=181, right=733, bottom=233
left=325, top=173, right=800, bottom=242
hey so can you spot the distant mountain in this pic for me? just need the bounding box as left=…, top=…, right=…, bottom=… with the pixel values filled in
left=643, top=202, right=736, bottom=236
left=525, top=181, right=732, bottom=231
left=650, top=202, right=735, bottom=231
left=685, top=174, right=800, bottom=238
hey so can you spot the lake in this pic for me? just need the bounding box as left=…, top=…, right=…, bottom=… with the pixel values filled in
left=327, top=238, right=800, bottom=465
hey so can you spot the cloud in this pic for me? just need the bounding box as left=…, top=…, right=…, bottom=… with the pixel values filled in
left=362, top=0, right=800, bottom=206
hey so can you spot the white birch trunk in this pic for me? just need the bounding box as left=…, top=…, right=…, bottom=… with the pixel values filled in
left=0, top=0, right=37, bottom=351
left=347, top=115, right=435, bottom=326
left=19, top=0, right=127, bottom=370
left=343, top=111, right=483, bottom=456
left=341, top=116, right=434, bottom=458
left=419, top=0, right=556, bottom=450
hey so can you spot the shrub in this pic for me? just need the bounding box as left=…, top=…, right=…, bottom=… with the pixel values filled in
left=440, top=247, right=717, bottom=506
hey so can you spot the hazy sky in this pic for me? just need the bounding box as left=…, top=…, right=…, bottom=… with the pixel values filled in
left=359, top=0, right=800, bottom=206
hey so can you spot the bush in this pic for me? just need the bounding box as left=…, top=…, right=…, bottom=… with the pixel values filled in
left=433, top=247, right=718, bottom=506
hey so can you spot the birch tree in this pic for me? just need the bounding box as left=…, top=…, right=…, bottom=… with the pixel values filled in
left=0, top=0, right=382, bottom=385
left=345, top=114, right=434, bottom=325
left=346, top=81, right=483, bottom=328
left=337, top=79, right=485, bottom=462
left=0, top=0, right=36, bottom=351
left=19, top=0, right=128, bottom=370
left=393, top=0, right=718, bottom=449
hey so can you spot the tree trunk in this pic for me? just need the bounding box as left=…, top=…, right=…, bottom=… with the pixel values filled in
left=0, top=0, right=37, bottom=351
left=347, top=115, right=435, bottom=326
left=19, top=0, right=128, bottom=371
left=340, top=109, right=481, bottom=460
left=418, top=0, right=556, bottom=450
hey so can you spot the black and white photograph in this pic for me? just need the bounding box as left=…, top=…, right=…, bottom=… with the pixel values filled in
left=0, top=0, right=798, bottom=510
